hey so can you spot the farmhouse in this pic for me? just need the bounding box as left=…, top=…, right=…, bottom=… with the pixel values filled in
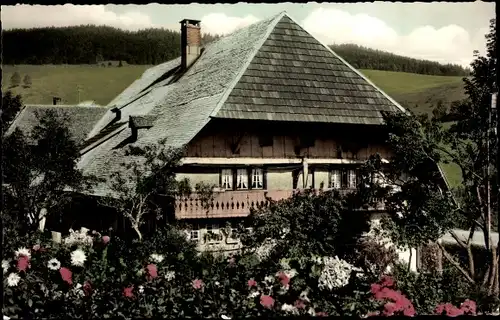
left=7, top=12, right=455, bottom=270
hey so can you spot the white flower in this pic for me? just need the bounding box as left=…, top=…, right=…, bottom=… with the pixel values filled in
left=72, top=283, right=85, bottom=297
left=279, top=258, right=291, bottom=270
left=165, top=271, right=175, bottom=281
left=63, top=228, right=93, bottom=248
left=281, top=303, right=299, bottom=314
left=4, top=315, right=11, bottom=320
left=15, top=247, right=31, bottom=259
left=150, top=253, right=164, bottom=263
left=215, top=281, right=220, bottom=286
left=264, top=275, right=274, bottom=283
left=300, top=290, right=311, bottom=302
left=308, top=307, right=316, bottom=316
left=6, top=273, right=21, bottom=287
left=284, top=268, right=298, bottom=279
left=249, top=291, right=260, bottom=298
left=318, top=256, right=353, bottom=290
left=2, top=260, right=10, bottom=273
left=70, top=249, right=87, bottom=267
left=47, top=258, right=61, bottom=270
left=255, top=239, right=277, bottom=261
left=221, top=315, right=231, bottom=320
left=138, top=285, right=144, bottom=294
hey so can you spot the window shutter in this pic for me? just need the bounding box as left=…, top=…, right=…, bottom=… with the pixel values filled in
left=263, top=167, right=268, bottom=190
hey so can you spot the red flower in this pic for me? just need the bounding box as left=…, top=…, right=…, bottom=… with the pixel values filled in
left=192, top=279, right=204, bottom=290
left=380, top=275, right=395, bottom=288
left=315, top=311, right=328, bottom=317
left=123, top=286, right=134, bottom=298
left=260, top=295, right=275, bottom=309
left=277, top=272, right=290, bottom=287
left=17, top=255, right=30, bottom=272
left=248, top=279, right=257, bottom=288
left=460, top=299, right=477, bottom=315
left=60, top=267, right=73, bottom=285
left=146, top=264, right=158, bottom=280
left=435, top=303, right=464, bottom=317
left=294, top=299, right=306, bottom=309
left=102, top=236, right=110, bottom=244
left=371, top=283, right=382, bottom=295
left=83, top=281, right=92, bottom=296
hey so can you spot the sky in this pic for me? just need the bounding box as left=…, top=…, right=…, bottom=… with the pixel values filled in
left=2, top=2, right=495, bottom=68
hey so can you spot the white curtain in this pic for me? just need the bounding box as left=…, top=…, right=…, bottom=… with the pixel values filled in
left=221, top=169, right=233, bottom=189
left=236, top=169, right=248, bottom=189
left=331, top=170, right=341, bottom=189
left=251, top=168, right=263, bottom=189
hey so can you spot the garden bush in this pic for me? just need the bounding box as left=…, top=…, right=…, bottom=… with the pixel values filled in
left=3, top=225, right=497, bottom=318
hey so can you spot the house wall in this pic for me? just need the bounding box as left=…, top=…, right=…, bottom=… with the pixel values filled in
left=185, top=131, right=391, bottom=160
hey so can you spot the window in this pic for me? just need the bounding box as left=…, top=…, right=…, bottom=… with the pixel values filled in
left=190, top=230, right=200, bottom=242
left=221, top=169, right=233, bottom=190
left=236, top=169, right=248, bottom=190
left=330, top=168, right=357, bottom=189
left=220, top=168, right=266, bottom=190
left=348, top=169, right=357, bottom=189
left=330, top=169, right=341, bottom=189
left=251, top=168, right=264, bottom=189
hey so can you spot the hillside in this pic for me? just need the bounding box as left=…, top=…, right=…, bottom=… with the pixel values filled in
left=3, top=65, right=466, bottom=113
left=4, top=25, right=468, bottom=77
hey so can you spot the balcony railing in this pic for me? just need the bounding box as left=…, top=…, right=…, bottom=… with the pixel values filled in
left=174, top=188, right=384, bottom=219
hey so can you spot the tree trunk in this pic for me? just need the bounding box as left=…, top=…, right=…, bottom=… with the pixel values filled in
left=133, top=224, right=143, bottom=242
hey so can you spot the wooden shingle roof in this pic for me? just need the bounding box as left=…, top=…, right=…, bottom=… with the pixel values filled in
left=214, top=15, right=403, bottom=124
left=77, top=12, right=407, bottom=197
left=6, top=105, right=107, bottom=145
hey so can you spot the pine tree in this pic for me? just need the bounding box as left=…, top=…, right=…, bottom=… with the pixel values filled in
left=10, top=72, right=21, bottom=87
left=23, top=74, right=32, bottom=88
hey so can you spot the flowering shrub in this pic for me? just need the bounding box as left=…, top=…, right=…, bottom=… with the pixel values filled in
left=368, top=275, right=478, bottom=317
left=2, top=226, right=491, bottom=318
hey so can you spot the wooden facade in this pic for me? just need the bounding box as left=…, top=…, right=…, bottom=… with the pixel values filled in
left=175, top=119, right=389, bottom=223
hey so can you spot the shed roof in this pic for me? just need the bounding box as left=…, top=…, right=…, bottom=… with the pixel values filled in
left=6, top=104, right=107, bottom=145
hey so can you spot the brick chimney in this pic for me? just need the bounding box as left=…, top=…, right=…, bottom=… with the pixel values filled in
left=180, top=19, right=202, bottom=70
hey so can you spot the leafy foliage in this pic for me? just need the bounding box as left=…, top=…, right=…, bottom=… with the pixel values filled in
left=2, top=109, right=97, bottom=234
left=1, top=91, right=23, bottom=128
left=238, top=189, right=371, bottom=263
left=361, top=18, right=499, bottom=292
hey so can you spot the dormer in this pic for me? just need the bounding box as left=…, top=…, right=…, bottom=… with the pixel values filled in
left=128, top=115, right=156, bottom=142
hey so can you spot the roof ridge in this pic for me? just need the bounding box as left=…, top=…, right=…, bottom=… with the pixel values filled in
left=282, top=13, right=409, bottom=115
left=208, top=12, right=286, bottom=118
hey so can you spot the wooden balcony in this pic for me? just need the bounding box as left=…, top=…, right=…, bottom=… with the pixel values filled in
left=174, top=188, right=384, bottom=219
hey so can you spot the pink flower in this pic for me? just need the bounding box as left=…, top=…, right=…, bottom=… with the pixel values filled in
left=146, top=264, right=158, bottom=280
left=315, top=311, right=328, bottom=317
left=17, top=255, right=30, bottom=272
left=123, top=286, right=134, bottom=298
left=192, top=279, right=204, bottom=290
left=277, top=271, right=290, bottom=287
left=83, top=281, right=92, bottom=296
left=460, top=299, right=477, bottom=315
left=248, top=279, right=257, bottom=288
left=102, top=236, right=110, bottom=244
left=366, top=311, right=380, bottom=317
left=380, top=275, right=395, bottom=288
left=435, top=303, right=464, bottom=317
left=294, top=299, right=306, bottom=309
left=32, top=244, right=41, bottom=251
left=60, top=267, right=73, bottom=285
left=260, top=295, right=275, bottom=309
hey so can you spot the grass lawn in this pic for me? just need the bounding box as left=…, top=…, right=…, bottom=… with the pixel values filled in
left=3, top=64, right=151, bottom=106
left=360, top=69, right=466, bottom=115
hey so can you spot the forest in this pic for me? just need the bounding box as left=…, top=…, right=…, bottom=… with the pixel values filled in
left=4, top=25, right=469, bottom=76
